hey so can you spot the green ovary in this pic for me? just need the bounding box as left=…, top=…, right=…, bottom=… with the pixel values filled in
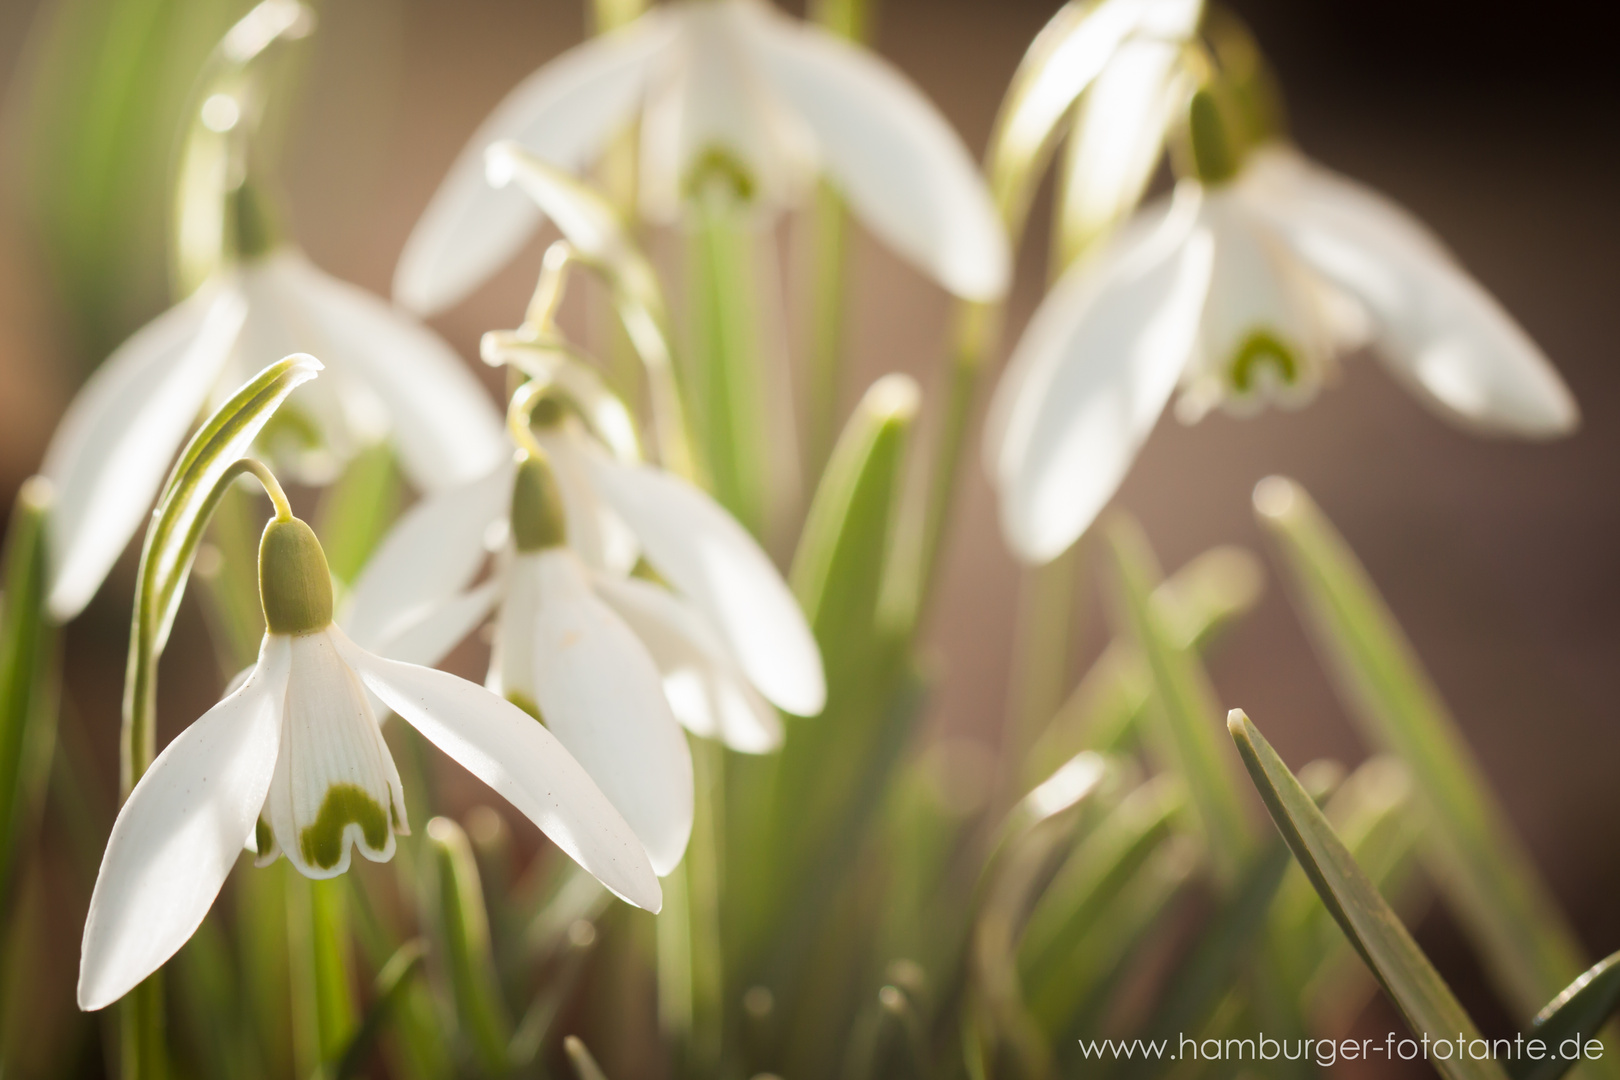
left=1227, top=329, right=1300, bottom=394
left=299, top=783, right=390, bottom=870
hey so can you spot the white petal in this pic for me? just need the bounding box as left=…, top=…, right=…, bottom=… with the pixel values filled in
left=990, top=187, right=1213, bottom=563
left=582, top=451, right=825, bottom=717
left=371, top=581, right=501, bottom=670
left=1056, top=36, right=1186, bottom=259
left=592, top=573, right=783, bottom=753
left=995, top=0, right=1201, bottom=203
left=394, top=12, right=676, bottom=315
left=78, top=635, right=289, bottom=1011
left=42, top=286, right=245, bottom=621
left=263, top=631, right=404, bottom=879
left=536, top=424, right=639, bottom=575
left=1252, top=154, right=1577, bottom=436
left=520, top=551, right=694, bottom=875
left=343, top=461, right=513, bottom=653
left=738, top=2, right=1010, bottom=300
left=489, top=554, right=542, bottom=707
left=332, top=627, right=662, bottom=911
left=276, top=254, right=506, bottom=490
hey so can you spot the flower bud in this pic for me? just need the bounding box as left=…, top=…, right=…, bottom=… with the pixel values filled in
left=510, top=454, right=567, bottom=553
left=259, top=516, right=334, bottom=635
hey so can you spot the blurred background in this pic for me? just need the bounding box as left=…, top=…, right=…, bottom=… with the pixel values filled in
left=1, top=0, right=1617, bottom=1075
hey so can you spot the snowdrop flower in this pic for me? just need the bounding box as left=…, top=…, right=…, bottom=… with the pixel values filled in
left=39, top=187, right=507, bottom=623
left=346, top=405, right=824, bottom=774
left=395, top=0, right=1009, bottom=314
left=986, top=93, right=1579, bottom=564
left=78, top=512, right=658, bottom=1012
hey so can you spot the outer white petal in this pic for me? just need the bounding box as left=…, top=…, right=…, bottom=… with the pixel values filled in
left=42, top=286, right=246, bottom=621
left=372, top=581, right=502, bottom=670
left=1056, top=36, right=1186, bottom=259
left=394, top=12, right=676, bottom=315
left=1253, top=155, right=1577, bottom=436
left=738, top=2, right=1010, bottom=300
left=276, top=254, right=506, bottom=490
left=78, top=635, right=289, bottom=1011
left=581, top=451, right=825, bottom=717
left=262, top=631, right=404, bottom=879
left=332, top=628, right=662, bottom=911
left=995, top=0, right=1201, bottom=199
left=343, top=461, right=513, bottom=653
left=990, top=186, right=1213, bottom=563
left=524, top=550, right=694, bottom=875
left=592, top=573, right=783, bottom=753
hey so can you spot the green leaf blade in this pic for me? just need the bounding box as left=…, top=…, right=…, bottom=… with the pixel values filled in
left=1228, top=708, right=1508, bottom=1080
left=1254, top=476, right=1592, bottom=1024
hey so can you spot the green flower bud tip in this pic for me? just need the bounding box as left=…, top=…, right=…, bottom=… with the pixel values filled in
left=259, top=516, right=334, bottom=635
left=510, top=454, right=568, bottom=553
left=1189, top=88, right=1241, bottom=186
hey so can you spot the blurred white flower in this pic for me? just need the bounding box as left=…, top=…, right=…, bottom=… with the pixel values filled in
left=986, top=144, right=1579, bottom=565
left=345, top=416, right=825, bottom=764
left=394, top=0, right=1010, bottom=314
left=77, top=517, right=658, bottom=1013
left=40, top=238, right=506, bottom=622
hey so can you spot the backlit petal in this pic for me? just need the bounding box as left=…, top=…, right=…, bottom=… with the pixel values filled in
left=394, top=12, right=676, bottom=315
left=277, top=254, right=506, bottom=490
left=739, top=2, right=1010, bottom=300
left=1254, top=152, right=1577, bottom=436
left=334, top=628, right=662, bottom=911
left=582, top=451, right=825, bottom=717
left=990, top=187, right=1212, bottom=563
left=78, top=635, right=289, bottom=1011
left=592, top=573, right=783, bottom=754
left=522, top=550, right=693, bottom=875
left=42, top=286, right=245, bottom=621
left=343, top=461, right=513, bottom=653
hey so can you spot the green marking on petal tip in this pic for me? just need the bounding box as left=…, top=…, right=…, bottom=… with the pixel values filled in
left=1228, top=329, right=1299, bottom=395
left=684, top=145, right=757, bottom=203
left=255, top=817, right=273, bottom=856
left=298, top=783, right=390, bottom=870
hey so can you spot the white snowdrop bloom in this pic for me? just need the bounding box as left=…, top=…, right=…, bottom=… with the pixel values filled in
left=986, top=138, right=1579, bottom=565
left=40, top=219, right=506, bottom=623
left=345, top=417, right=824, bottom=767
left=78, top=515, right=658, bottom=1013
left=394, top=0, right=1010, bottom=314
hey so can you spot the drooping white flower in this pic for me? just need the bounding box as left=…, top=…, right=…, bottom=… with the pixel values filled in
left=78, top=515, right=658, bottom=1013
left=394, top=0, right=1009, bottom=314
left=345, top=416, right=824, bottom=766
left=986, top=142, right=1579, bottom=565
left=40, top=238, right=507, bottom=623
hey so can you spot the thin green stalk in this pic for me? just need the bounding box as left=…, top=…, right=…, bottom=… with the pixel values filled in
left=0, top=478, right=57, bottom=898
left=803, top=179, right=850, bottom=483
left=686, top=741, right=726, bottom=1078
left=686, top=181, right=769, bottom=536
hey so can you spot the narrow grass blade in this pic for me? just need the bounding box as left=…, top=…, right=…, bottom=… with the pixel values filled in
left=686, top=186, right=771, bottom=533
left=1512, top=953, right=1620, bottom=1080
left=564, top=1035, right=611, bottom=1080
left=331, top=939, right=427, bottom=1080
left=1254, top=476, right=1593, bottom=1023
left=1103, top=516, right=1253, bottom=883
left=0, top=478, right=59, bottom=897
left=1228, top=708, right=1508, bottom=1080
left=1023, top=545, right=1264, bottom=785
left=1018, top=775, right=1182, bottom=1029
left=427, top=816, right=513, bottom=1075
